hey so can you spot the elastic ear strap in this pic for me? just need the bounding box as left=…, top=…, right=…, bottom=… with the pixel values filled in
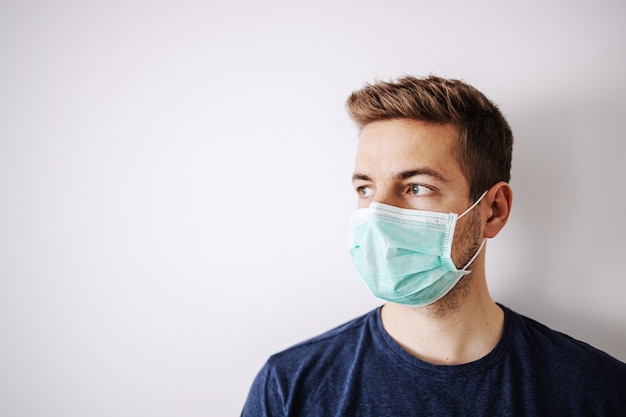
left=458, top=190, right=489, bottom=219
left=461, top=238, right=487, bottom=271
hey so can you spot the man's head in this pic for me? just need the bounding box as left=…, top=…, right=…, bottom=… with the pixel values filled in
left=346, top=75, right=513, bottom=201
left=347, top=76, right=514, bottom=314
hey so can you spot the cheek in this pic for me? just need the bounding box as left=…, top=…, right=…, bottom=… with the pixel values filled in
left=451, top=211, right=483, bottom=264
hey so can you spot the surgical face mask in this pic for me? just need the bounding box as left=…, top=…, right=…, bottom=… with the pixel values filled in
left=349, top=192, right=487, bottom=307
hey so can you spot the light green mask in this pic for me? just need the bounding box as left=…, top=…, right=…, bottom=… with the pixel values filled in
left=349, top=193, right=486, bottom=307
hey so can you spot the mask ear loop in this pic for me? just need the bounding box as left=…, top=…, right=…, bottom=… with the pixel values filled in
left=458, top=190, right=489, bottom=219
left=457, top=189, right=489, bottom=271
left=461, top=238, right=487, bottom=271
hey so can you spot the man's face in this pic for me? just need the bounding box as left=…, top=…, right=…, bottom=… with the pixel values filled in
left=352, top=118, right=482, bottom=267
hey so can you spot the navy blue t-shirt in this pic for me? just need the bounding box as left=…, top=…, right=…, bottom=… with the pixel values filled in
left=241, top=305, right=626, bottom=416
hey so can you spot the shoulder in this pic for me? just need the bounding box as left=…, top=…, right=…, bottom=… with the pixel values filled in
left=267, top=308, right=378, bottom=372
left=241, top=309, right=381, bottom=416
left=264, top=308, right=382, bottom=390
left=509, top=307, right=625, bottom=368
left=504, top=306, right=626, bottom=404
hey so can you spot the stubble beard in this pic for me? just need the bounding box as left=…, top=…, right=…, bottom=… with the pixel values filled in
left=418, top=207, right=483, bottom=318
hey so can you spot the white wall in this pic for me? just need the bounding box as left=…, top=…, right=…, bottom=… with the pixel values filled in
left=1, top=1, right=625, bottom=416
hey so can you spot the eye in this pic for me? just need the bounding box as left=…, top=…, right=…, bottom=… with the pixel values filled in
left=408, top=184, right=433, bottom=196
left=357, top=186, right=374, bottom=198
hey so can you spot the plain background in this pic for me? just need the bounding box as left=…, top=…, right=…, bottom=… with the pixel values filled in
left=1, top=1, right=625, bottom=416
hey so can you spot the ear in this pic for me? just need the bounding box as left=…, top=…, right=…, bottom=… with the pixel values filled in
left=483, top=181, right=513, bottom=239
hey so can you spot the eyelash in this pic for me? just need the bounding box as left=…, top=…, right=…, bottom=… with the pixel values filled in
left=356, top=186, right=374, bottom=198
left=407, top=183, right=433, bottom=196
left=355, top=184, right=434, bottom=198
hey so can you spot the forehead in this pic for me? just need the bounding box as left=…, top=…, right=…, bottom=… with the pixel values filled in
left=354, top=119, right=467, bottom=186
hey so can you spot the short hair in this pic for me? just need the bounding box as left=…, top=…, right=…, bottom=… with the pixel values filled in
left=346, top=75, right=513, bottom=201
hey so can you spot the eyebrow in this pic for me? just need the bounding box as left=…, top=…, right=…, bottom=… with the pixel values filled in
left=352, top=168, right=449, bottom=183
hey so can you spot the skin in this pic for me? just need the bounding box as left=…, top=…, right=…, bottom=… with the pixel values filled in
left=352, top=118, right=513, bottom=365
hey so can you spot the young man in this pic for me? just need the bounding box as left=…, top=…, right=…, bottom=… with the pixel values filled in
left=241, top=76, right=626, bottom=416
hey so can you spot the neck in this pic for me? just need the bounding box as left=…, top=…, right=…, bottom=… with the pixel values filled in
left=380, top=271, right=503, bottom=365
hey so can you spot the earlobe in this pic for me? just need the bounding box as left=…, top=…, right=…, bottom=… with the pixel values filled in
left=484, top=181, right=513, bottom=239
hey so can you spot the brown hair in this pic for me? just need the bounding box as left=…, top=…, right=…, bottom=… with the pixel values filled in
left=346, top=75, right=513, bottom=200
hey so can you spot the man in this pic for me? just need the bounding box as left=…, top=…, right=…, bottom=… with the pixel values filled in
left=241, top=76, right=626, bottom=416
